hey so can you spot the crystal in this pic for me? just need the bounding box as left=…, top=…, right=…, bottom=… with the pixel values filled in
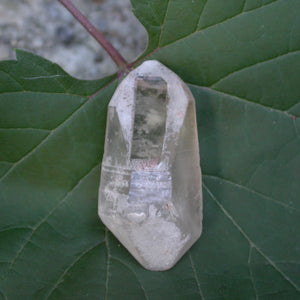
left=98, top=60, right=202, bottom=271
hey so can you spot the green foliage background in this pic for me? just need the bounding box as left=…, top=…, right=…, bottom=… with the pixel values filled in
left=0, top=0, right=299, bottom=299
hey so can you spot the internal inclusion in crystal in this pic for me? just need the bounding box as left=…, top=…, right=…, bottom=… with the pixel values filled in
left=131, top=76, right=168, bottom=160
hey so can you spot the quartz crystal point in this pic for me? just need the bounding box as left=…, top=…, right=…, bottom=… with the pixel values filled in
left=98, top=60, right=202, bottom=271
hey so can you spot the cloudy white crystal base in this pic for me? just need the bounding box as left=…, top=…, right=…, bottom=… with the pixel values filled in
left=100, top=205, right=193, bottom=271
left=98, top=60, right=202, bottom=271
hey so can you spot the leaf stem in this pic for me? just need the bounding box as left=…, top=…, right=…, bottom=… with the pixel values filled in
left=57, top=0, right=128, bottom=71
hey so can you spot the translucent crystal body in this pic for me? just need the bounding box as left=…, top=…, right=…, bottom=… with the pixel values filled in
left=98, top=60, right=202, bottom=271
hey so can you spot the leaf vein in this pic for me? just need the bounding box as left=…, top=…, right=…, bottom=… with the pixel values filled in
left=0, top=226, right=33, bottom=234
left=195, top=0, right=279, bottom=34
left=248, top=246, right=258, bottom=300
left=195, top=0, right=208, bottom=31
left=210, top=50, right=300, bottom=87
left=292, top=119, right=300, bottom=140
left=190, top=85, right=295, bottom=117
left=0, top=127, right=50, bottom=132
left=135, top=0, right=283, bottom=66
left=244, top=0, right=279, bottom=13
left=27, top=60, right=68, bottom=93
left=147, top=3, right=161, bottom=25
left=2, top=163, right=100, bottom=281
left=203, top=183, right=300, bottom=292
left=104, top=228, right=111, bottom=300
left=0, top=165, right=14, bottom=180
left=286, top=102, right=300, bottom=112
left=158, top=0, right=171, bottom=47
left=203, top=174, right=300, bottom=212
left=44, top=241, right=105, bottom=299
left=0, top=289, right=8, bottom=300
left=0, top=97, right=89, bottom=182
left=0, top=90, right=87, bottom=97
left=242, top=0, right=247, bottom=12
left=0, top=70, right=24, bottom=91
left=110, top=256, right=149, bottom=300
left=20, top=75, right=69, bottom=80
left=189, top=251, right=205, bottom=299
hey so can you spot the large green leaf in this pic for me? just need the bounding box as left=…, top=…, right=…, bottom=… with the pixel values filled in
left=1, top=0, right=299, bottom=299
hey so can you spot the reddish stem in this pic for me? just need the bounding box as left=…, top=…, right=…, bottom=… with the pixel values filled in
left=58, top=0, right=128, bottom=71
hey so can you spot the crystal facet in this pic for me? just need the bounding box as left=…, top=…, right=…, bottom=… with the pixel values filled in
left=98, top=60, right=202, bottom=271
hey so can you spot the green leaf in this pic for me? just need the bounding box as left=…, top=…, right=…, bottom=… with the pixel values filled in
left=1, top=0, right=300, bottom=298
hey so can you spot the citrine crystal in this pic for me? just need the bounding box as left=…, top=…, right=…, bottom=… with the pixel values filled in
left=98, top=60, right=202, bottom=271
